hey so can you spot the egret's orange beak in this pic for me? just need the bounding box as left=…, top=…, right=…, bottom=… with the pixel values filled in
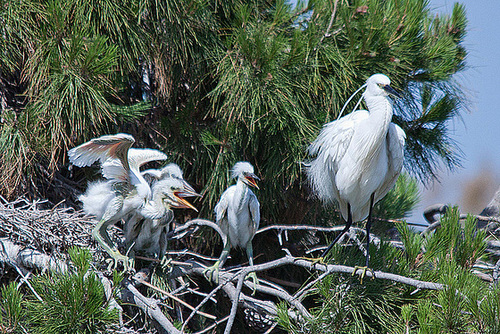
left=173, top=191, right=198, bottom=211
left=243, top=173, right=260, bottom=189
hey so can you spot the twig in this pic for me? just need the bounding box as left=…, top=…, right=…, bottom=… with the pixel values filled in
left=132, top=276, right=216, bottom=320
left=181, top=271, right=240, bottom=333
left=224, top=273, right=246, bottom=334
left=314, top=0, right=340, bottom=51
left=193, top=315, right=230, bottom=334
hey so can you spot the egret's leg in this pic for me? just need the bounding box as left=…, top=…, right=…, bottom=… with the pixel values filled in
left=245, top=242, right=259, bottom=295
left=203, top=241, right=231, bottom=284
left=320, top=203, right=353, bottom=260
left=92, top=196, right=133, bottom=272
left=353, top=194, right=375, bottom=283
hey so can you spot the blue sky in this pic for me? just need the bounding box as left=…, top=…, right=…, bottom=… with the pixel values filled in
left=410, top=0, right=500, bottom=224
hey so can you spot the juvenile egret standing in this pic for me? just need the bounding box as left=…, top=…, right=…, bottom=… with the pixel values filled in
left=307, top=74, right=406, bottom=272
left=204, top=162, right=260, bottom=290
left=69, top=134, right=196, bottom=270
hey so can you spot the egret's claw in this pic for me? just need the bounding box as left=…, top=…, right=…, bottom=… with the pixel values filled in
left=246, top=272, right=259, bottom=295
left=160, top=256, right=172, bottom=271
left=203, top=263, right=220, bottom=284
left=352, top=266, right=375, bottom=284
left=105, top=250, right=135, bottom=273
left=296, top=256, right=326, bottom=266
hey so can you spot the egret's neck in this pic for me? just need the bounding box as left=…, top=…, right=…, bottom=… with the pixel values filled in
left=148, top=187, right=167, bottom=216
left=364, top=94, right=393, bottom=129
left=234, top=179, right=249, bottom=210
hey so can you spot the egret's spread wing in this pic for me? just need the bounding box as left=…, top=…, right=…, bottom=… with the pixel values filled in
left=307, top=110, right=369, bottom=202
left=375, top=123, right=406, bottom=202
left=128, top=148, right=168, bottom=170
left=68, top=133, right=134, bottom=171
left=248, top=191, right=260, bottom=237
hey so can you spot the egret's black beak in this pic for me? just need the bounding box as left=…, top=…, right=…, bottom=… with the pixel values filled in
left=383, top=85, right=401, bottom=98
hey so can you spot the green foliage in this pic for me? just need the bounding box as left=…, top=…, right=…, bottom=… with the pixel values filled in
left=0, top=247, right=119, bottom=333
left=375, top=173, right=420, bottom=220
left=0, top=0, right=469, bottom=227
left=423, top=207, right=487, bottom=268
left=279, top=207, right=494, bottom=333
left=0, top=282, right=24, bottom=333
left=25, top=247, right=118, bottom=333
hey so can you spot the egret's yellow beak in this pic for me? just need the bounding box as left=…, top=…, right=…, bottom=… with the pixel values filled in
left=243, top=173, right=260, bottom=189
left=173, top=191, right=198, bottom=211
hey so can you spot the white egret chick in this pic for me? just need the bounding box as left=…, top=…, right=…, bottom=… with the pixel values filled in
left=123, top=177, right=199, bottom=260
left=142, top=162, right=198, bottom=195
left=204, top=162, right=260, bottom=291
left=69, top=133, right=169, bottom=270
left=307, top=74, right=406, bottom=274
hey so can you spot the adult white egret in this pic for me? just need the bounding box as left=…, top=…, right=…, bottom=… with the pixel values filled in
left=69, top=133, right=196, bottom=270
left=204, top=162, right=260, bottom=291
left=307, top=74, right=406, bottom=273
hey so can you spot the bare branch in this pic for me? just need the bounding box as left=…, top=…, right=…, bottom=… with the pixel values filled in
left=121, top=279, right=181, bottom=334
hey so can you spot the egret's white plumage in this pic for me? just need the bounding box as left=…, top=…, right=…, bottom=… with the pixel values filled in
left=69, top=133, right=172, bottom=270
left=215, top=162, right=260, bottom=249
left=124, top=163, right=201, bottom=261
left=142, top=163, right=198, bottom=195
left=204, top=162, right=260, bottom=289
left=307, top=74, right=406, bottom=261
left=123, top=177, right=197, bottom=259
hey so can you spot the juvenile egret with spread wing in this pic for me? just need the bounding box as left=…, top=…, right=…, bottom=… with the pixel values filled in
left=204, top=162, right=260, bottom=291
left=307, top=74, right=406, bottom=275
left=69, top=134, right=196, bottom=270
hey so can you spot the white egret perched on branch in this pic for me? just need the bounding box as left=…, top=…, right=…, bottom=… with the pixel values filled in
left=307, top=74, right=406, bottom=275
left=204, top=162, right=260, bottom=291
left=69, top=133, right=198, bottom=270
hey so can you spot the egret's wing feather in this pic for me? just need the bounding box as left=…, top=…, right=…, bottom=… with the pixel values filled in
left=68, top=133, right=134, bottom=170
left=78, top=180, right=115, bottom=220
left=128, top=148, right=168, bottom=170
left=214, top=187, right=232, bottom=235
left=248, top=191, right=260, bottom=237
left=307, top=110, right=369, bottom=203
left=375, top=123, right=406, bottom=202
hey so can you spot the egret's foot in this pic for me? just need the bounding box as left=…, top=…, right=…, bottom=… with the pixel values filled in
left=203, top=263, right=220, bottom=284
left=296, top=256, right=326, bottom=266
left=246, top=272, right=259, bottom=295
left=352, top=266, right=375, bottom=284
left=105, top=250, right=135, bottom=273
left=160, top=256, right=173, bottom=271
